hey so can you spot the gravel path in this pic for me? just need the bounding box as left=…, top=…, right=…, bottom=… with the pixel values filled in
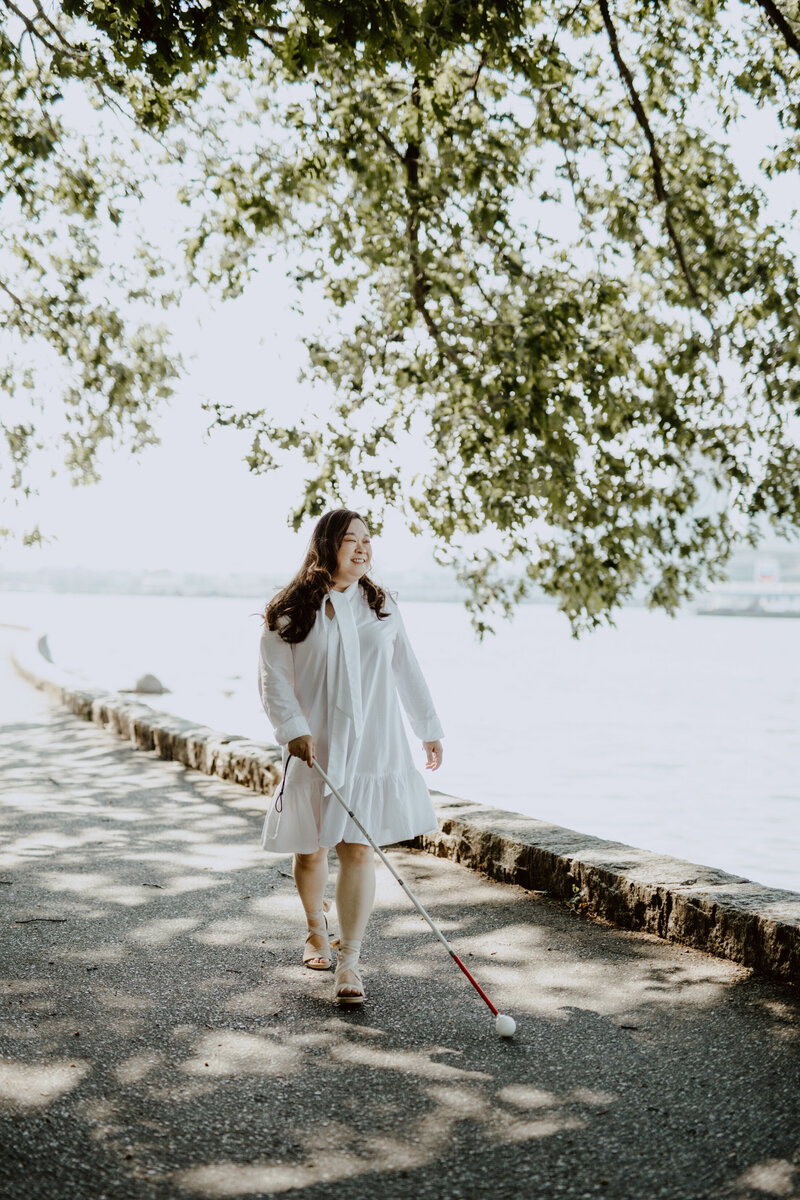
left=1, top=631, right=798, bottom=1200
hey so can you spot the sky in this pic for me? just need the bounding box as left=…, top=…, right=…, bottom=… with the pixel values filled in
left=1, top=257, right=439, bottom=579
left=1, top=51, right=442, bottom=582
left=1, top=35, right=798, bottom=582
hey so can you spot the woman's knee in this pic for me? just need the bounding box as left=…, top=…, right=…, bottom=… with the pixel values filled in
left=336, top=841, right=373, bottom=867
left=295, top=848, right=326, bottom=870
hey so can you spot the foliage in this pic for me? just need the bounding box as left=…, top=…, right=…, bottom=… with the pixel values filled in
left=3, top=1, right=800, bottom=631
left=0, top=2, right=179, bottom=544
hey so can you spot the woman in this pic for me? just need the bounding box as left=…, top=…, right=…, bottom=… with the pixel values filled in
left=258, top=508, right=444, bottom=1006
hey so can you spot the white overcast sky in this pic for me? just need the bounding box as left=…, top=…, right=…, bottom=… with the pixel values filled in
left=1, top=49, right=796, bottom=580
left=3, top=254, right=438, bottom=578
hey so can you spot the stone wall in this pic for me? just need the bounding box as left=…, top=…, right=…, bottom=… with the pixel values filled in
left=12, top=633, right=800, bottom=985
left=409, top=800, right=800, bottom=984
left=12, top=636, right=283, bottom=796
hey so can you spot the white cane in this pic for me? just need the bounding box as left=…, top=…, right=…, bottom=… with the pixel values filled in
left=310, top=757, right=516, bottom=1038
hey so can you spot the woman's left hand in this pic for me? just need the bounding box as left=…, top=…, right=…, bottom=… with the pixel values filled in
left=423, top=740, right=443, bottom=771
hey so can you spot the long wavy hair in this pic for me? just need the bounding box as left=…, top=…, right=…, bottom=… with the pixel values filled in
left=265, top=508, right=391, bottom=643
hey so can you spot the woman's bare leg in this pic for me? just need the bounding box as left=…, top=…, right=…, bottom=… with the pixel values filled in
left=334, top=841, right=376, bottom=998
left=293, top=848, right=330, bottom=967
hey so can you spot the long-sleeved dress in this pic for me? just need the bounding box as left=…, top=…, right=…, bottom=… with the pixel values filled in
left=258, top=578, right=444, bottom=853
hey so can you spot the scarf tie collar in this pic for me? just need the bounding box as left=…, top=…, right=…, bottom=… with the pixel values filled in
left=323, top=584, right=363, bottom=796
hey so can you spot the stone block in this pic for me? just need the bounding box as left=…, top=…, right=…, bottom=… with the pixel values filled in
left=413, top=794, right=800, bottom=984
left=107, top=703, right=132, bottom=739
left=130, top=712, right=155, bottom=752
left=68, top=690, right=99, bottom=721
left=148, top=713, right=195, bottom=762
left=224, top=741, right=282, bottom=792
left=89, top=697, right=105, bottom=726
left=174, top=728, right=216, bottom=770
left=170, top=724, right=209, bottom=768
left=195, top=736, right=224, bottom=775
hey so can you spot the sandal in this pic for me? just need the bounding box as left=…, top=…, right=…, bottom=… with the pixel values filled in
left=334, top=947, right=365, bottom=1006
left=303, top=900, right=334, bottom=970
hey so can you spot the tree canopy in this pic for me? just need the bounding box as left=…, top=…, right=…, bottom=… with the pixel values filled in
left=2, top=0, right=800, bottom=631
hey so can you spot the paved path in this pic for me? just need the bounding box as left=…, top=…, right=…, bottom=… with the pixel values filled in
left=1, top=631, right=798, bottom=1200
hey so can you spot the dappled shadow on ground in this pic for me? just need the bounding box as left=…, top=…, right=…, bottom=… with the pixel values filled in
left=0, top=698, right=798, bottom=1200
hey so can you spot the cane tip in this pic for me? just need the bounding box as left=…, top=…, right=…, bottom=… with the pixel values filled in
left=495, top=1013, right=517, bottom=1038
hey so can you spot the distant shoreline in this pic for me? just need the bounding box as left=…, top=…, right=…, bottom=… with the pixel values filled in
left=0, top=566, right=510, bottom=605
left=0, top=580, right=477, bottom=603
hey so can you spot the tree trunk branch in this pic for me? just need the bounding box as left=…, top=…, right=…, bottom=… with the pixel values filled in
left=751, top=0, right=800, bottom=58
left=0, top=277, right=48, bottom=333
left=597, top=0, right=703, bottom=307
left=376, top=127, right=404, bottom=162
left=0, top=277, right=30, bottom=313
left=383, top=80, right=464, bottom=369
left=31, top=0, right=73, bottom=51
left=403, top=141, right=459, bottom=362
left=1, top=0, right=60, bottom=55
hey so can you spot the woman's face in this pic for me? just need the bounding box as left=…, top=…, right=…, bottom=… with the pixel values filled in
left=334, top=518, right=372, bottom=585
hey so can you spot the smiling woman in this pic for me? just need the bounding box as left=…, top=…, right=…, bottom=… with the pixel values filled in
left=259, top=508, right=445, bottom=1006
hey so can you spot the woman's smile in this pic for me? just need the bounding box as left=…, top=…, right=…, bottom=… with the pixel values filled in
left=334, top=517, right=372, bottom=583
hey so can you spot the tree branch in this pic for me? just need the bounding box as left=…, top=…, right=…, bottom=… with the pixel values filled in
left=597, top=0, right=703, bottom=306
left=545, top=0, right=586, bottom=59
left=379, top=81, right=465, bottom=370
left=376, top=127, right=404, bottom=162
left=403, top=135, right=456, bottom=359
left=1, top=0, right=144, bottom=133
left=250, top=30, right=277, bottom=52
left=461, top=53, right=486, bottom=100
left=1, top=0, right=61, bottom=56
left=0, top=277, right=28, bottom=311
left=751, top=0, right=800, bottom=58
left=0, top=276, right=48, bottom=331
left=31, top=0, right=73, bottom=51
left=559, top=89, right=632, bottom=156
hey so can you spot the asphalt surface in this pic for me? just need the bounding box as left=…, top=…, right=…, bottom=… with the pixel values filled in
left=1, top=631, right=798, bottom=1200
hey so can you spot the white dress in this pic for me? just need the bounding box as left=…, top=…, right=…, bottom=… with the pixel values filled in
left=258, top=579, right=444, bottom=853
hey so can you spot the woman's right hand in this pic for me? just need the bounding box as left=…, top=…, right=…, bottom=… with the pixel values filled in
left=287, top=734, right=316, bottom=766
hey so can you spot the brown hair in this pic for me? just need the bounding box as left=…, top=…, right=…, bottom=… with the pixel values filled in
left=265, top=508, right=391, bottom=643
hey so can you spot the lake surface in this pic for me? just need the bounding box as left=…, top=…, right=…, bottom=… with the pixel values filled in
left=3, top=589, right=798, bottom=893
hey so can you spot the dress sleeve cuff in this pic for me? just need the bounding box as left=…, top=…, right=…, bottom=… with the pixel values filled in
left=274, top=714, right=313, bottom=745
left=411, top=716, right=445, bottom=742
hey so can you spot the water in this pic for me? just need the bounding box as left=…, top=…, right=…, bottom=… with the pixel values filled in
left=3, top=590, right=798, bottom=893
